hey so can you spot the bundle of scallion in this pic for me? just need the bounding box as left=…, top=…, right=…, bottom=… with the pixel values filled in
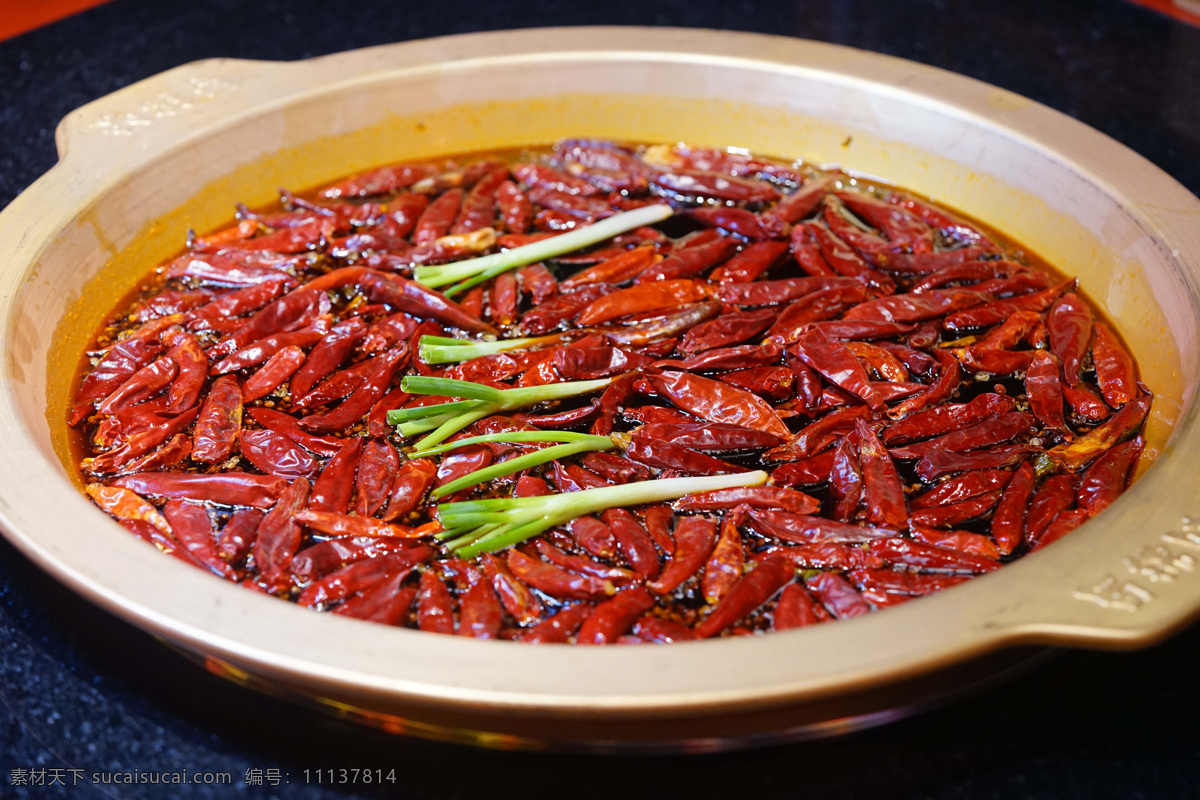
left=386, top=376, right=613, bottom=449
left=412, top=204, right=673, bottom=297
left=436, top=470, right=769, bottom=557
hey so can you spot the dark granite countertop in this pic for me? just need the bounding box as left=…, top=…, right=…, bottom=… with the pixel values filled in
left=2, top=1, right=1198, bottom=797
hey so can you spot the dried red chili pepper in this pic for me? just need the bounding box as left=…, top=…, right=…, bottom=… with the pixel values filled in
left=882, top=393, right=1014, bottom=444
left=209, top=289, right=330, bottom=360
left=887, top=348, right=962, bottom=419
left=702, top=516, right=745, bottom=604
left=1091, top=322, right=1137, bottom=408
left=835, top=191, right=934, bottom=252
left=1032, top=508, right=1090, bottom=551
left=495, top=180, right=533, bottom=234
left=909, top=523, right=1000, bottom=559
left=641, top=505, right=675, bottom=554
left=239, top=429, right=320, bottom=480
left=851, top=568, right=972, bottom=598
left=320, top=159, right=450, bottom=198
left=72, top=336, right=166, bottom=424
left=353, top=440, right=399, bottom=518
left=790, top=224, right=835, bottom=277
left=910, top=491, right=1002, bottom=528
left=291, top=537, right=420, bottom=583
left=1025, top=474, right=1077, bottom=546
left=1048, top=292, right=1092, bottom=387
left=634, top=616, right=698, bottom=643
left=87, top=408, right=198, bottom=475
left=770, top=451, right=837, bottom=487
left=562, top=248, right=661, bottom=290
left=214, top=507, right=265, bottom=566
left=647, top=515, right=717, bottom=594
left=520, top=604, right=592, bottom=643
left=987, top=462, right=1033, bottom=556
left=911, top=469, right=1012, bottom=510
left=479, top=553, right=542, bottom=625
left=793, top=326, right=884, bottom=410
left=602, top=509, right=660, bottom=580
left=1042, top=391, right=1151, bottom=472
left=579, top=451, right=652, bottom=484
left=381, top=458, right=437, bottom=522
left=646, top=369, right=790, bottom=439
left=185, top=376, right=243, bottom=464
left=678, top=309, right=777, bottom=353
left=333, top=577, right=417, bottom=626
left=575, top=585, right=655, bottom=644
left=254, top=479, right=311, bottom=590
left=743, top=509, right=896, bottom=544
left=162, top=500, right=235, bottom=579
left=412, top=187, right=463, bottom=244
left=623, top=433, right=745, bottom=476
left=762, top=176, right=834, bottom=225
left=805, top=572, right=873, bottom=618
left=456, top=577, right=504, bottom=639
left=96, top=356, right=177, bottom=416
left=241, top=346, right=306, bottom=403
left=186, top=282, right=285, bottom=332
left=915, top=443, right=1041, bottom=482
left=674, top=486, right=818, bottom=514
left=360, top=271, right=495, bottom=335
left=299, top=347, right=406, bottom=434
left=533, top=539, right=635, bottom=584
left=888, top=194, right=994, bottom=247
left=888, top=412, right=1037, bottom=459
left=299, top=547, right=432, bottom=608
left=507, top=550, right=615, bottom=601
left=710, top=240, right=790, bottom=284
left=162, top=329, right=207, bottom=412
left=212, top=322, right=328, bottom=376
left=652, top=170, right=779, bottom=205
left=943, top=279, right=1072, bottom=331
left=119, top=432, right=193, bottom=475
left=112, top=472, right=285, bottom=508
left=869, top=538, right=999, bottom=574
left=846, top=290, right=988, bottom=324
left=854, top=419, right=908, bottom=528
left=416, top=569, right=456, bottom=634
left=1077, top=436, right=1142, bottom=516
left=762, top=542, right=881, bottom=571
left=245, top=407, right=343, bottom=457
left=696, top=558, right=793, bottom=637
left=772, top=582, right=832, bottom=629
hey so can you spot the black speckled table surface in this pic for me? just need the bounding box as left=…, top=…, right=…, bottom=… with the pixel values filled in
left=2, top=1, right=1199, bottom=798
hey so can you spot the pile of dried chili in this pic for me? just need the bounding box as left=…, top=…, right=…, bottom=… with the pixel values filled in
left=71, top=139, right=1151, bottom=642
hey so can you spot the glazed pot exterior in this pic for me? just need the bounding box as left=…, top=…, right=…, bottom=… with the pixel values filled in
left=1, top=28, right=1198, bottom=747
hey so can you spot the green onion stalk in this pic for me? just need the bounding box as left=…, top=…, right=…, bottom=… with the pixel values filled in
left=437, top=470, right=770, bottom=557
left=413, top=204, right=674, bottom=297
left=385, top=376, right=613, bottom=450
left=407, top=431, right=618, bottom=499
left=417, top=333, right=576, bottom=365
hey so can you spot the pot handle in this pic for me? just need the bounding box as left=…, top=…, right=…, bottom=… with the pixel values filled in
left=981, top=456, right=1200, bottom=651
left=54, top=57, right=297, bottom=162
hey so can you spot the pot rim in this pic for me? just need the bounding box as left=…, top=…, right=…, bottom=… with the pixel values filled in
left=1, top=27, right=1198, bottom=718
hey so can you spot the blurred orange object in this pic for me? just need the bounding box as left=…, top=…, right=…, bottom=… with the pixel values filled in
left=1, top=0, right=114, bottom=41
left=1127, top=0, right=1200, bottom=26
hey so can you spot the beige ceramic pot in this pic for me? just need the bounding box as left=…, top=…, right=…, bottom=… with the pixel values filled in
left=1, top=28, right=1199, bottom=751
